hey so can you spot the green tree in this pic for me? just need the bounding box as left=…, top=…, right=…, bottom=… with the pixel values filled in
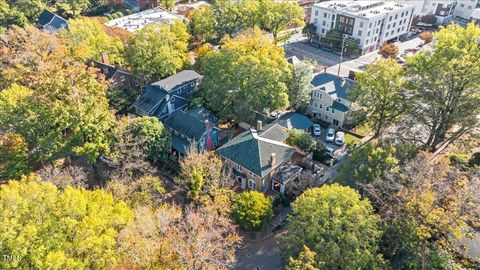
left=0, top=26, right=116, bottom=165
left=323, top=29, right=342, bottom=48
left=189, top=6, right=216, bottom=43
left=287, top=60, right=314, bottom=111
left=284, top=184, right=385, bottom=270
left=0, top=176, right=133, bottom=269
left=126, top=21, right=190, bottom=82
left=106, top=86, right=139, bottom=115
left=405, top=23, right=480, bottom=151
left=210, top=0, right=245, bottom=38
left=60, top=17, right=125, bottom=64
left=159, top=0, right=175, bottom=10
left=335, top=141, right=399, bottom=187
left=55, top=0, right=90, bottom=17
left=286, top=129, right=315, bottom=153
left=350, top=58, right=406, bottom=137
left=258, top=0, right=304, bottom=43
left=344, top=37, right=359, bottom=55
left=9, top=0, right=46, bottom=21
left=302, top=23, right=317, bottom=41
left=287, top=246, right=320, bottom=270
left=200, top=27, right=290, bottom=122
left=176, top=145, right=227, bottom=200
left=0, top=132, right=29, bottom=180
left=129, top=116, right=171, bottom=163
left=231, top=190, right=273, bottom=231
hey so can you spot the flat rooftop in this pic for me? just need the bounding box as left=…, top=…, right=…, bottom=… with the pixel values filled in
left=314, top=0, right=412, bottom=18
left=105, top=7, right=185, bottom=32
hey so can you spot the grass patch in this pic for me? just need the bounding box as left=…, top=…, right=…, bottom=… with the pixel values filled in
left=345, top=134, right=361, bottom=146
left=352, top=122, right=371, bottom=136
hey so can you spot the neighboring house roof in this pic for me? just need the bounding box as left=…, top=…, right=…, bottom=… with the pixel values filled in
left=164, top=109, right=210, bottom=141
left=187, top=107, right=217, bottom=125
left=331, top=101, right=350, bottom=112
left=151, top=70, right=202, bottom=92
left=133, top=85, right=168, bottom=114
left=171, top=133, right=190, bottom=155
left=278, top=112, right=314, bottom=131
left=90, top=61, right=132, bottom=81
left=258, top=123, right=289, bottom=142
left=216, top=126, right=295, bottom=177
left=287, top=56, right=301, bottom=65
left=272, top=164, right=303, bottom=184
left=37, top=10, right=68, bottom=31
left=311, top=73, right=356, bottom=101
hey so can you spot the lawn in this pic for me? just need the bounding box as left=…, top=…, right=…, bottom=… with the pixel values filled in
left=345, top=134, right=361, bottom=146
left=352, top=122, right=371, bottom=136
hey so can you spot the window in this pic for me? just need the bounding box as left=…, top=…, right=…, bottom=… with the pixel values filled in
left=321, top=28, right=325, bottom=34
left=249, top=171, right=255, bottom=177
left=170, top=96, right=175, bottom=102
left=385, top=32, right=389, bottom=37
left=397, top=28, right=400, bottom=33
left=387, top=24, right=390, bottom=29
left=357, top=30, right=362, bottom=36
left=322, top=20, right=326, bottom=26
left=374, top=36, right=377, bottom=42
left=395, top=14, right=398, bottom=19
left=326, top=107, right=329, bottom=112
left=376, top=28, right=379, bottom=33
left=369, top=22, right=372, bottom=28
left=323, top=13, right=327, bottom=18
left=389, top=16, right=392, bottom=21
left=319, top=104, right=323, bottom=109
left=332, top=15, right=335, bottom=20
left=236, top=164, right=241, bottom=171
left=315, top=10, right=318, bottom=16
left=365, top=39, right=369, bottom=44
left=325, top=115, right=328, bottom=120
left=314, top=19, right=318, bottom=24
left=331, top=109, right=335, bottom=114
left=314, top=102, right=317, bottom=107
left=359, top=22, right=364, bottom=27
left=390, top=30, right=394, bottom=35
left=248, top=179, right=256, bottom=189
left=461, top=3, right=465, bottom=7
left=367, top=31, right=370, bottom=36
left=337, top=15, right=355, bottom=35
left=191, top=82, right=195, bottom=87
left=401, top=12, right=404, bottom=17
left=405, top=11, right=408, bottom=16
left=319, top=94, right=322, bottom=98
left=393, top=22, right=396, bottom=27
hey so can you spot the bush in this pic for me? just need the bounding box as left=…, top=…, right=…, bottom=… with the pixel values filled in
left=449, top=153, right=470, bottom=166
left=379, top=43, right=399, bottom=58
left=419, top=31, right=433, bottom=44
left=287, top=130, right=315, bottom=153
left=231, top=190, right=273, bottom=231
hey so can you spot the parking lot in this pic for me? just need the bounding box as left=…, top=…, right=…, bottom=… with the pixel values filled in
left=311, top=124, right=347, bottom=157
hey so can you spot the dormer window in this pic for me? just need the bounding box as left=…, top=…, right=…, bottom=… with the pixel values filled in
left=337, top=98, right=341, bottom=103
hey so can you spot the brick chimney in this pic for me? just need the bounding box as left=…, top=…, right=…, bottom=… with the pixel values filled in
left=270, top=153, right=277, bottom=167
left=101, top=53, right=109, bottom=65
left=256, top=120, right=263, bottom=131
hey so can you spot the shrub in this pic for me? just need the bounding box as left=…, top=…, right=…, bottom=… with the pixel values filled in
left=231, top=190, right=273, bottom=231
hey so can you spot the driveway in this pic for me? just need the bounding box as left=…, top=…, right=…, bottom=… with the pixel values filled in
left=235, top=230, right=288, bottom=270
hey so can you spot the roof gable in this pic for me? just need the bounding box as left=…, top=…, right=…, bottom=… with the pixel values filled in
left=164, top=110, right=207, bottom=140
left=37, top=10, right=67, bottom=31
left=311, top=73, right=356, bottom=101
left=152, top=70, right=202, bottom=92
left=216, top=128, right=295, bottom=177
left=278, top=112, right=313, bottom=130
left=133, top=85, right=168, bottom=113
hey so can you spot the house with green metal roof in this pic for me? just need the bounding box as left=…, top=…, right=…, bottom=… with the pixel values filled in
left=308, top=72, right=356, bottom=128
left=216, top=123, right=302, bottom=194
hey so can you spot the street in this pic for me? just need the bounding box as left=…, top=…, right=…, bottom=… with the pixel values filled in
left=235, top=230, right=288, bottom=270
left=284, top=36, right=423, bottom=77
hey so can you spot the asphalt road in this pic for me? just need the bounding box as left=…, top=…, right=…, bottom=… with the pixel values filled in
left=235, top=230, right=288, bottom=270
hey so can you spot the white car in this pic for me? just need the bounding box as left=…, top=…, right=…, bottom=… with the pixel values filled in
left=335, top=132, right=345, bottom=145
left=326, top=128, right=335, bottom=142
left=312, top=124, right=321, bottom=136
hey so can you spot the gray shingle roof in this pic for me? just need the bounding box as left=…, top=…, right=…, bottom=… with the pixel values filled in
left=216, top=127, right=295, bottom=177
left=311, top=73, right=356, bottom=101
left=164, top=110, right=207, bottom=141
left=258, top=123, right=289, bottom=142
left=37, top=10, right=68, bottom=31
left=331, top=101, right=349, bottom=112
left=133, top=85, right=167, bottom=114
left=151, top=70, right=202, bottom=92
left=272, top=164, right=303, bottom=184
left=278, top=112, right=313, bottom=131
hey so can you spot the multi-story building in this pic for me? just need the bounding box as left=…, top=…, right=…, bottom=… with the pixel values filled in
left=396, top=0, right=457, bottom=25
left=470, top=7, right=480, bottom=23
left=310, top=1, right=415, bottom=54
left=454, top=0, right=480, bottom=20
left=307, top=72, right=356, bottom=128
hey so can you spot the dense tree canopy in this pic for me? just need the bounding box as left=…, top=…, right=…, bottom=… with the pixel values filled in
left=404, top=24, right=480, bottom=151
left=0, top=26, right=116, bottom=165
left=200, top=28, right=291, bottom=122
left=126, top=21, right=190, bottom=82
left=284, top=184, right=385, bottom=270
left=287, top=60, right=314, bottom=111
left=0, top=132, right=29, bottom=180
left=231, top=190, right=273, bottom=231
left=350, top=58, right=406, bottom=137
left=60, top=17, right=125, bottom=64
left=0, top=177, right=133, bottom=270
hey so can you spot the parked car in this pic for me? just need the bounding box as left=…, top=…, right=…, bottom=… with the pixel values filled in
left=325, top=146, right=335, bottom=157
left=335, top=131, right=345, bottom=145
left=326, top=128, right=335, bottom=142
left=313, top=124, right=322, bottom=136
left=320, top=46, right=332, bottom=52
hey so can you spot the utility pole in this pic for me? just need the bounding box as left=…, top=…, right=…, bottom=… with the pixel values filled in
left=337, top=36, right=346, bottom=77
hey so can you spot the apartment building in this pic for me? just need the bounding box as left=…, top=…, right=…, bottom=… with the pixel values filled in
left=310, top=0, right=415, bottom=54
left=471, top=7, right=480, bottom=23
left=396, top=0, right=457, bottom=24
left=454, top=0, right=480, bottom=20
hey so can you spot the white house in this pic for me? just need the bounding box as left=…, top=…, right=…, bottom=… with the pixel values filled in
left=396, top=0, right=457, bottom=24
left=307, top=72, right=356, bottom=128
left=310, top=0, right=415, bottom=54
left=471, top=7, right=480, bottom=23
